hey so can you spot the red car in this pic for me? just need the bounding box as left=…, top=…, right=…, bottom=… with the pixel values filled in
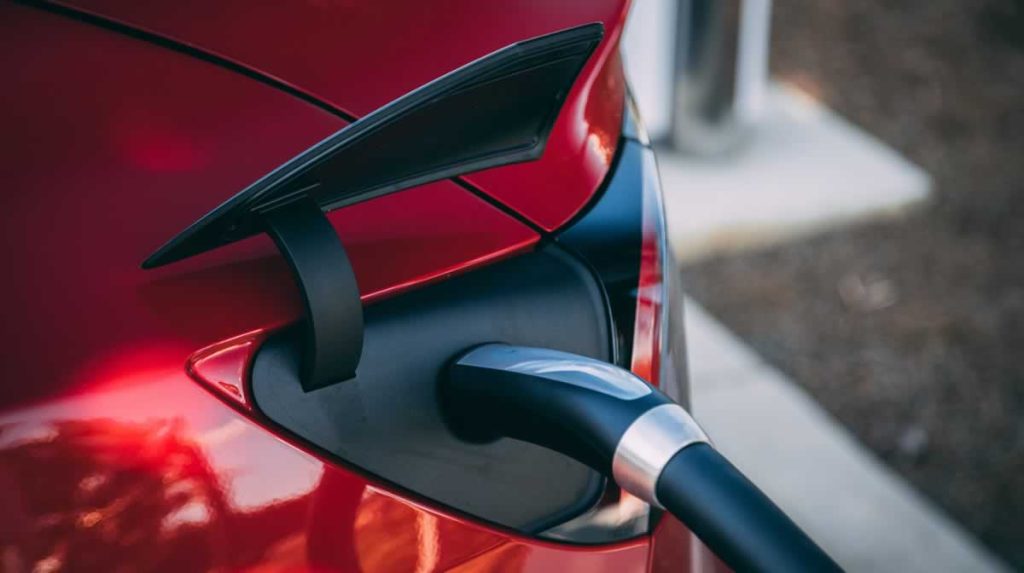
left=1, top=2, right=834, bottom=571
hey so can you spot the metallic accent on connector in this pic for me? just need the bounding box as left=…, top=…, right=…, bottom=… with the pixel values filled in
left=612, top=404, right=710, bottom=508
left=457, top=344, right=653, bottom=400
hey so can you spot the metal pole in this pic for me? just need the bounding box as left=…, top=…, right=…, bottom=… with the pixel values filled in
left=671, top=0, right=772, bottom=155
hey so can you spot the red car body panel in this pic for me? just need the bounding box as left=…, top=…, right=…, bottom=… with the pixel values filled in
left=0, top=2, right=698, bottom=571
left=58, top=0, right=628, bottom=231
left=1, top=1, right=542, bottom=408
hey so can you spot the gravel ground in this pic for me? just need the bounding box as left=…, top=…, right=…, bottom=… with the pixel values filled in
left=681, top=0, right=1024, bottom=567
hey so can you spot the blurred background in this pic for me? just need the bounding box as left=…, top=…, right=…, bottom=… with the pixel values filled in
left=622, top=1, right=1022, bottom=571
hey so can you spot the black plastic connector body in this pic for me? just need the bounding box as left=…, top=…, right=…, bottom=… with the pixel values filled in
left=442, top=344, right=840, bottom=572
left=657, top=444, right=842, bottom=573
left=443, top=344, right=671, bottom=474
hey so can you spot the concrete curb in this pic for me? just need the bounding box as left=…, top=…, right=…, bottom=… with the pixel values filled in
left=684, top=299, right=1009, bottom=572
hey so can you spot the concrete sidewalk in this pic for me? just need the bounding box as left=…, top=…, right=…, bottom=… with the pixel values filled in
left=660, top=83, right=930, bottom=263
left=654, top=82, right=1006, bottom=570
left=684, top=300, right=1008, bottom=572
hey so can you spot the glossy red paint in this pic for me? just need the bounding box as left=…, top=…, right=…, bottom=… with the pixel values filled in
left=56, top=0, right=628, bottom=231
left=0, top=360, right=531, bottom=571
left=0, top=370, right=658, bottom=571
left=650, top=516, right=732, bottom=573
left=0, top=6, right=624, bottom=570
left=0, top=3, right=669, bottom=572
left=450, top=537, right=650, bottom=572
left=0, top=2, right=537, bottom=408
left=187, top=330, right=267, bottom=412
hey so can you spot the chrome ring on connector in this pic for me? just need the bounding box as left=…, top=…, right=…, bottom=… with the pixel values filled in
left=612, top=403, right=710, bottom=508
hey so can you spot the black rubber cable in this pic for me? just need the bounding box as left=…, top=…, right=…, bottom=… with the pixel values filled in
left=656, top=444, right=841, bottom=573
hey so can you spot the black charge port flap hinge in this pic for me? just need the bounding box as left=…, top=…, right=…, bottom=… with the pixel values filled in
left=261, top=196, right=363, bottom=391
left=260, top=195, right=364, bottom=388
